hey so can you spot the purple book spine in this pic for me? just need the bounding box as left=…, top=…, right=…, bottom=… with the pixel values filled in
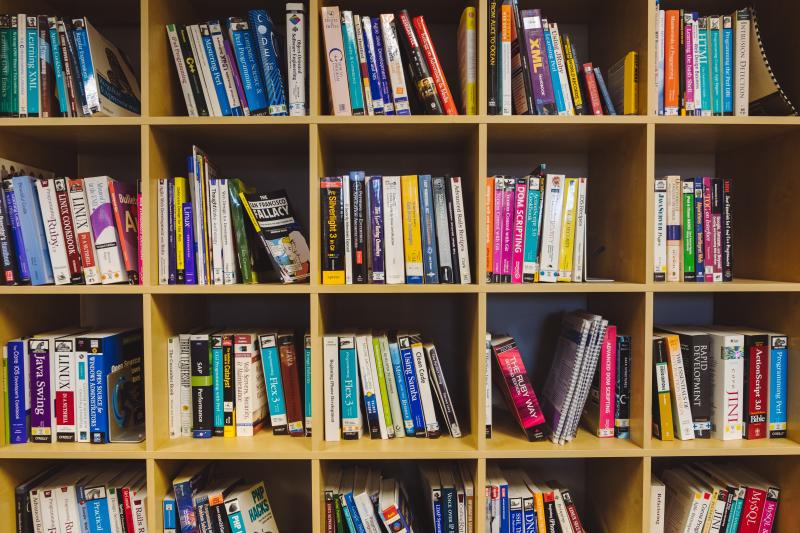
left=183, top=203, right=196, bottom=284
left=225, top=39, right=250, bottom=115
left=369, top=176, right=385, bottom=283
left=501, top=179, right=514, bottom=282
left=521, top=9, right=556, bottom=114
left=29, top=341, right=51, bottom=443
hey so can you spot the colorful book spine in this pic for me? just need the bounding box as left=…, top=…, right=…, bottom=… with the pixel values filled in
left=413, top=15, right=457, bottom=115
left=3, top=180, right=31, bottom=283
left=683, top=13, right=695, bottom=114
left=7, top=340, right=27, bottom=443
left=520, top=10, right=556, bottom=114
left=692, top=177, right=705, bottom=282
left=500, top=177, right=513, bottom=283
left=200, top=24, right=232, bottom=116
left=398, top=335, right=425, bottom=437
left=615, top=334, right=631, bottom=438
left=396, top=10, right=442, bottom=115
left=380, top=15, right=411, bottom=115
left=510, top=178, right=526, bottom=284
left=418, top=175, right=439, bottom=283
left=368, top=176, right=385, bottom=283
left=304, top=333, right=311, bottom=436
left=248, top=9, right=288, bottom=116
left=733, top=9, right=750, bottom=116
left=389, top=341, right=415, bottom=436
left=85, top=177, right=128, bottom=284
left=285, top=4, right=306, bottom=116
left=742, top=335, right=767, bottom=439
left=711, top=178, right=723, bottom=282
left=211, top=334, right=225, bottom=436
left=710, top=17, right=722, bottom=115
left=722, top=178, right=732, bottom=281
left=35, top=179, right=71, bottom=285
left=278, top=333, right=304, bottom=436
left=400, top=175, right=423, bottom=283
left=664, top=10, right=679, bottom=115
left=321, top=176, right=344, bottom=284
left=543, top=21, right=566, bottom=115
left=652, top=338, right=674, bottom=441
left=339, top=336, right=360, bottom=439
left=598, top=326, right=617, bottom=437
left=191, top=334, right=213, bottom=438
left=499, top=1, right=511, bottom=115
left=768, top=334, right=788, bottom=438
left=361, top=17, right=384, bottom=115
left=222, top=334, right=235, bottom=437
left=697, top=18, right=711, bottom=115
left=12, top=176, right=54, bottom=285
left=352, top=15, right=373, bottom=115
left=372, top=18, right=395, bottom=115
left=340, top=11, right=364, bottom=115
left=665, top=176, right=681, bottom=282
left=682, top=179, right=695, bottom=281
left=259, top=333, right=287, bottom=435
left=433, top=176, right=454, bottom=283
left=227, top=17, right=269, bottom=115
left=182, top=203, right=195, bottom=284
left=67, top=178, right=101, bottom=285
left=28, top=338, right=51, bottom=442
left=557, top=177, right=577, bottom=281
left=722, top=16, right=733, bottom=115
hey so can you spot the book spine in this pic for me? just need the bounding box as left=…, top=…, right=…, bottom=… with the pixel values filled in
left=367, top=176, right=385, bottom=283
left=412, top=15, right=457, bottom=115
left=338, top=336, right=360, bottom=439
left=572, top=176, right=587, bottom=282
left=593, top=66, right=616, bottom=114
left=492, top=340, right=548, bottom=441
left=711, top=334, right=744, bottom=440
left=84, top=177, right=127, bottom=284
left=166, top=179, right=176, bottom=284
left=684, top=335, right=712, bottom=438
left=682, top=179, right=695, bottom=281
left=665, top=176, right=681, bottom=282
left=176, top=25, right=207, bottom=116
left=16, top=14, right=25, bottom=117
left=543, top=21, right=566, bottom=115
left=458, top=7, right=477, bottom=115
left=711, top=178, right=723, bottom=282
left=500, top=178, right=513, bottom=282
left=425, top=344, right=461, bottom=437
left=25, top=17, right=38, bottom=116
left=37, top=16, right=50, bottom=117
left=652, top=339, right=675, bottom=440
left=549, top=23, right=574, bottom=115
left=0, top=173, right=17, bottom=284
left=615, top=334, right=631, bottom=438
left=224, top=38, right=249, bottom=115
left=511, top=178, right=526, bottom=284
left=67, top=179, right=100, bottom=285
left=371, top=337, right=394, bottom=438
left=211, top=335, right=224, bottom=436
left=29, top=340, right=52, bottom=442
left=398, top=336, right=426, bottom=437
left=563, top=34, right=585, bottom=115
left=664, top=10, right=679, bottom=114
left=433, top=176, right=454, bottom=283
left=259, top=334, right=287, bottom=435
left=378, top=337, right=404, bottom=438
left=486, top=177, right=494, bottom=281
left=8, top=341, right=27, bottom=443
left=734, top=10, right=750, bottom=116
left=409, top=336, right=439, bottom=437
left=36, top=179, right=71, bottom=285
left=323, top=336, right=340, bottom=441
left=248, top=9, right=288, bottom=116
left=396, top=11, right=441, bottom=115
left=697, top=18, right=710, bottom=115
left=350, top=172, right=367, bottom=284
left=582, top=63, right=603, bottom=115
left=520, top=10, right=555, bottom=115
left=13, top=176, right=54, bottom=285
left=373, top=19, right=395, bottom=116
left=320, top=7, right=351, bottom=112
left=710, top=17, right=721, bottom=115
left=768, top=336, right=788, bottom=438
left=382, top=176, right=405, bottom=284
left=693, top=177, right=705, bottom=281
left=183, top=203, right=196, bottom=284
left=352, top=15, right=373, bottom=115
left=721, top=178, right=732, bottom=281
left=191, top=336, right=213, bottom=438
left=557, top=177, right=577, bottom=281
left=450, top=177, right=471, bottom=284
left=340, top=11, right=364, bottom=115
left=380, top=15, right=411, bottom=115
left=210, top=23, right=242, bottom=116
left=3, top=181, right=30, bottom=283
left=418, top=175, right=439, bottom=283
left=286, top=5, right=306, bottom=116
left=597, top=327, right=616, bottom=437
left=189, top=24, right=219, bottom=116
left=278, top=334, right=304, bottom=436
left=107, top=179, right=140, bottom=284
left=355, top=336, right=381, bottom=439
left=743, top=337, right=768, bottom=439
left=208, top=179, right=223, bottom=284
left=499, top=3, right=511, bottom=115
left=166, top=23, right=197, bottom=116
left=168, top=337, right=179, bottom=438
left=47, top=19, right=67, bottom=115
left=320, top=176, right=345, bottom=284
left=227, top=18, right=268, bottom=115
left=665, top=335, right=695, bottom=440
left=683, top=14, right=695, bottom=113
left=487, top=1, right=498, bottom=115
left=200, top=25, right=231, bottom=116
left=389, top=341, right=415, bottom=436
left=722, top=16, right=733, bottom=115
left=361, top=17, right=384, bottom=115
left=539, top=175, right=563, bottom=283
left=342, top=175, right=353, bottom=284
left=54, top=339, right=76, bottom=441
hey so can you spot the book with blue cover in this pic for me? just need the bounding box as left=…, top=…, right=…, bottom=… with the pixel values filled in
left=11, top=175, right=53, bottom=285
left=248, top=9, right=288, bottom=116
left=200, top=24, right=232, bottom=116
left=227, top=17, right=268, bottom=116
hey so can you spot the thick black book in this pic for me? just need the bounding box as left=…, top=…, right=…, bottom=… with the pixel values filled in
left=615, top=334, right=632, bottom=438
left=722, top=178, right=733, bottom=281
left=191, top=333, right=214, bottom=438
left=320, top=177, right=344, bottom=284
left=443, top=176, right=461, bottom=284
left=660, top=326, right=712, bottom=438
left=487, top=0, right=499, bottom=115
left=396, top=10, right=443, bottom=115
left=510, top=0, right=533, bottom=115
left=178, top=24, right=209, bottom=117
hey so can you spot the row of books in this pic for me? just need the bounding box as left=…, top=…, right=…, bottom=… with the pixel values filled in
left=323, top=332, right=460, bottom=441
left=321, top=6, right=476, bottom=116
left=3, top=328, right=144, bottom=445
left=0, top=162, right=140, bottom=286
left=167, top=6, right=306, bottom=117
left=486, top=465, right=586, bottom=533
left=488, top=4, right=638, bottom=116
left=651, top=463, right=779, bottom=533
left=321, top=173, right=471, bottom=285
left=164, top=462, right=278, bottom=533
left=487, top=170, right=590, bottom=284
left=654, top=176, right=732, bottom=283
left=489, top=312, right=632, bottom=444
left=168, top=331, right=310, bottom=440
left=17, top=464, right=148, bottom=533
left=652, top=326, right=787, bottom=442
left=324, top=463, right=475, bottom=533
left=0, top=15, right=140, bottom=117
left=157, top=146, right=310, bottom=285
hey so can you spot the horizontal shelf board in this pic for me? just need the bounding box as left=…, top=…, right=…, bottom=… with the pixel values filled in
left=485, top=425, right=644, bottom=458
left=318, top=283, right=478, bottom=294
left=484, top=115, right=648, bottom=125
left=148, top=116, right=314, bottom=126
left=315, top=115, right=480, bottom=126
left=485, top=282, right=646, bottom=293
left=0, top=285, right=145, bottom=295
left=0, top=117, right=144, bottom=127
left=652, top=116, right=800, bottom=126
left=149, top=284, right=312, bottom=295
left=317, top=434, right=478, bottom=459
left=155, top=432, right=313, bottom=459
left=648, top=437, right=800, bottom=457
left=0, top=441, right=147, bottom=459
left=649, top=279, right=800, bottom=292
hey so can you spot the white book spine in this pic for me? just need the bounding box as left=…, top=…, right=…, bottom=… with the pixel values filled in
left=323, top=335, right=340, bottom=441
left=208, top=179, right=224, bottom=284
left=382, top=176, right=405, bottom=284
left=17, top=14, right=26, bottom=117
left=354, top=493, right=383, bottom=533
left=67, top=180, right=101, bottom=285
left=709, top=333, right=744, bottom=440
left=39, top=488, right=58, bottom=533
left=166, top=24, right=198, bottom=116
left=353, top=15, right=373, bottom=115
left=379, top=14, right=411, bottom=115
left=539, top=174, right=564, bottom=282
left=666, top=175, right=681, bottom=282
left=411, top=339, right=439, bottom=435
left=656, top=10, right=664, bottom=114
left=107, top=488, right=123, bottom=533
left=84, top=176, right=128, bottom=284
left=378, top=336, right=405, bottom=438
left=30, top=489, right=44, bottom=533
left=450, top=177, right=471, bottom=283
left=54, top=484, right=79, bottom=532
left=549, top=23, right=574, bottom=115
left=54, top=338, right=76, bottom=441
left=362, top=17, right=384, bottom=113
left=219, top=179, right=236, bottom=284
left=734, top=11, right=749, bottom=116
left=343, top=174, right=353, bottom=284
left=209, top=22, right=240, bottom=113
left=650, top=482, right=665, bottom=533
left=157, top=179, right=169, bottom=284
left=167, top=336, right=180, bottom=439
left=286, top=3, right=307, bottom=116
left=654, top=178, right=667, bottom=281
left=692, top=19, right=702, bottom=113
left=667, top=338, right=696, bottom=440
left=190, top=25, right=221, bottom=116
left=708, top=494, right=726, bottom=533
left=355, top=335, right=382, bottom=437
left=320, top=7, right=352, bottom=115
left=485, top=333, right=492, bottom=437
left=179, top=334, right=192, bottom=436
left=571, top=177, right=587, bottom=282
left=75, top=348, right=90, bottom=442
left=36, top=179, right=71, bottom=285
left=235, top=350, right=254, bottom=436
left=132, top=490, right=148, bottom=533
left=552, top=489, right=572, bottom=532
left=189, top=171, right=207, bottom=285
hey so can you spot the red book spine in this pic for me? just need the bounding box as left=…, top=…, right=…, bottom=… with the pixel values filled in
left=702, top=177, right=714, bottom=282
left=279, top=334, right=304, bottom=436
left=664, top=10, right=680, bottom=113
left=582, top=63, right=603, bottom=115
left=744, top=339, right=768, bottom=439
left=137, top=190, right=143, bottom=285
left=565, top=501, right=585, bottom=533
left=121, top=487, right=136, bottom=533
left=738, top=487, right=767, bottom=533
left=325, top=496, right=335, bottom=533
left=412, top=15, right=458, bottom=115
left=54, top=178, right=83, bottom=282
left=492, top=339, right=549, bottom=441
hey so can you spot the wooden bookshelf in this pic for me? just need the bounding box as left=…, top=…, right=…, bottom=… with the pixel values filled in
left=0, top=0, right=798, bottom=531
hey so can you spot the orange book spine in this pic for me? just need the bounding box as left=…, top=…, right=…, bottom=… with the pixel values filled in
left=664, top=10, right=680, bottom=114
left=486, top=177, right=494, bottom=281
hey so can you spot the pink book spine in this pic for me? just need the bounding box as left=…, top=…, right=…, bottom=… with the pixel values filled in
left=511, top=179, right=527, bottom=284
left=684, top=18, right=694, bottom=111
left=501, top=181, right=514, bottom=281
left=702, top=177, right=714, bottom=282
left=497, top=349, right=546, bottom=429
left=137, top=191, right=143, bottom=284
left=493, top=181, right=505, bottom=280
left=598, top=325, right=617, bottom=437
left=758, top=495, right=778, bottom=533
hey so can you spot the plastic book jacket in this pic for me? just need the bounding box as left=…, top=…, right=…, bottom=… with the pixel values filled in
left=83, top=18, right=141, bottom=116
left=241, top=189, right=309, bottom=283
left=107, top=354, right=145, bottom=442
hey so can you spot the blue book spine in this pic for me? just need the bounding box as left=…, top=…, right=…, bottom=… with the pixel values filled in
left=167, top=179, right=177, bottom=284
left=710, top=22, right=721, bottom=115
left=693, top=177, right=705, bottom=282
left=522, top=177, right=541, bottom=283
left=260, top=342, right=288, bottom=427
left=227, top=507, right=246, bottom=533
left=433, top=494, right=443, bottom=533
left=163, top=496, right=177, bottom=531
left=726, top=497, right=743, bottom=533
left=227, top=18, right=269, bottom=115
left=769, top=341, right=788, bottom=437
left=339, top=341, right=359, bottom=438
left=174, top=480, right=199, bottom=533
left=389, top=341, right=415, bottom=436
left=49, top=25, right=69, bottom=114
left=212, top=337, right=224, bottom=434
left=523, top=506, right=537, bottom=533
left=26, top=23, right=38, bottom=115
left=362, top=18, right=384, bottom=114
left=499, top=484, right=509, bottom=533
left=201, top=27, right=232, bottom=116
left=8, top=340, right=27, bottom=443
left=543, top=26, right=565, bottom=114
left=341, top=12, right=365, bottom=115
left=418, top=175, right=439, bottom=284
left=4, top=186, right=30, bottom=282
left=12, top=176, right=53, bottom=285
left=371, top=19, right=394, bottom=115
left=697, top=23, right=710, bottom=115
left=182, top=203, right=196, bottom=284
left=399, top=339, right=426, bottom=436
left=339, top=495, right=358, bottom=533
left=85, top=492, right=113, bottom=533
left=304, top=337, right=312, bottom=433
left=722, top=20, right=733, bottom=114
left=248, top=10, right=288, bottom=116
left=71, top=21, right=98, bottom=113
left=594, top=67, right=617, bottom=115
left=510, top=508, right=523, bottom=533
left=344, top=493, right=367, bottom=533
left=368, top=177, right=385, bottom=283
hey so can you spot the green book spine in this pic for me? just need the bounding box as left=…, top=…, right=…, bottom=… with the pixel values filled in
left=682, top=179, right=695, bottom=281
left=0, top=23, right=8, bottom=115
left=227, top=178, right=255, bottom=283
left=9, top=23, right=17, bottom=115
left=372, top=336, right=394, bottom=437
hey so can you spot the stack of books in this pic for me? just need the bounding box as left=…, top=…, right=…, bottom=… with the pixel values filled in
left=158, top=146, right=310, bottom=285
left=167, top=331, right=311, bottom=440
left=321, top=6, right=477, bottom=116
left=487, top=168, right=589, bottom=284
left=652, top=463, right=779, bottom=532
left=0, top=159, right=140, bottom=286
left=652, top=327, right=787, bottom=442
left=488, top=4, right=639, bottom=116
left=654, top=176, right=733, bottom=283
left=486, top=465, right=586, bottom=532
left=489, top=311, right=632, bottom=444
left=166, top=6, right=307, bottom=117
left=321, top=173, right=471, bottom=285
left=0, top=15, right=140, bottom=117
left=16, top=464, right=148, bottom=532
left=323, top=332, right=461, bottom=441
left=4, top=328, right=144, bottom=444
left=164, top=462, right=280, bottom=533
left=324, top=463, right=474, bottom=533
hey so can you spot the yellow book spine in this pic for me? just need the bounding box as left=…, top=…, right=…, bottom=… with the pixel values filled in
left=534, top=493, right=546, bottom=533
left=557, top=178, right=578, bottom=281
left=563, top=34, right=584, bottom=110
left=400, top=175, right=423, bottom=283
left=658, top=390, right=675, bottom=441
left=173, top=177, right=186, bottom=274
left=459, top=7, right=477, bottom=115
left=199, top=156, right=212, bottom=282
left=624, top=51, right=639, bottom=115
